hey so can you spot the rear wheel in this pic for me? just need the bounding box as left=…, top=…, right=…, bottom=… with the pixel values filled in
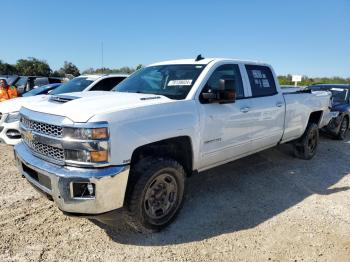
left=335, top=116, right=349, bottom=140
left=124, top=157, right=186, bottom=233
left=293, top=123, right=319, bottom=160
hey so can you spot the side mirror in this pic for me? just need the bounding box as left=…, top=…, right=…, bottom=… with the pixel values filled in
left=201, top=79, right=236, bottom=104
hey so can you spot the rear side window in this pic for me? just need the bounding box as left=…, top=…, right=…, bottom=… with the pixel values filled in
left=203, top=64, right=244, bottom=99
left=34, top=78, right=49, bottom=87
left=245, top=65, right=277, bottom=97
left=90, top=77, right=125, bottom=91
left=48, top=78, right=62, bottom=84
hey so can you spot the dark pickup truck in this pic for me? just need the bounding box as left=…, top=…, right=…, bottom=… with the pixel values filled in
left=309, top=84, right=350, bottom=140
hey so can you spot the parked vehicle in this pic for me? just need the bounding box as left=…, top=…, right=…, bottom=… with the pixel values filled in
left=0, top=74, right=127, bottom=145
left=14, top=57, right=332, bottom=232
left=0, top=75, right=20, bottom=86
left=309, top=84, right=350, bottom=139
left=280, top=85, right=306, bottom=89
left=22, top=83, right=61, bottom=97
left=14, top=76, right=63, bottom=95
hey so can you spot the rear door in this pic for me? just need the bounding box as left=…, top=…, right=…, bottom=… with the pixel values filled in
left=243, top=65, right=285, bottom=150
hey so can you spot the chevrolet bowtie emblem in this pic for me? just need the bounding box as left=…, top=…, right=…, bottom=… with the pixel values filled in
left=23, top=130, right=34, bottom=142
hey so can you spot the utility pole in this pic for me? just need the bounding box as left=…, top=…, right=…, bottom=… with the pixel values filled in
left=101, top=41, right=104, bottom=74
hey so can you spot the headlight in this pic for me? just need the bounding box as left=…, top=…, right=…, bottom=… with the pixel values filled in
left=5, top=112, right=20, bottom=123
left=63, top=125, right=109, bottom=164
left=63, top=127, right=109, bottom=140
left=65, top=149, right=109, bottom=163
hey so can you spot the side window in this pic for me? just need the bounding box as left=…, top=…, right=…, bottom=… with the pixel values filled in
left=34, top=78, right=49, bottom=87
left=202, top=64, right=244, bottom=98
left=245, top=65, right=277, bottom=97
left=90, top=77, right=125, bottom=91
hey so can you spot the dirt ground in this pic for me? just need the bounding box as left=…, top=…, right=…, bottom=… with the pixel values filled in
left=0, top=136, right=350, bottom=262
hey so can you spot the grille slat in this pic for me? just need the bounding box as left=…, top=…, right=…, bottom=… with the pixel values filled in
left=21, top=117, right=63, bottom=137
left=23, top=138, right=65, bottom=163
left=21, top=115, right=65, bottom=164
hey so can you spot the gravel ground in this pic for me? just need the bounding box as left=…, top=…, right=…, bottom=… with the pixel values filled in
left=0, top=136, right=350, bottom=262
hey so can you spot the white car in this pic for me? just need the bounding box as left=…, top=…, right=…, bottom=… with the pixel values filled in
left=14, top=57, right=331, bottom=232
left=0, top=74, right=128, bottom=145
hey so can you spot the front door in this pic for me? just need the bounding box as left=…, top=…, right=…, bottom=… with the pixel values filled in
left=198, top=64, right=254, bottom=170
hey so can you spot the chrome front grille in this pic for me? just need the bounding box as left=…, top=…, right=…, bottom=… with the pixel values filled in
left=20, top=114, right=65, bottom=164
left=21, top=116, right=63, bottom=137
left=23, top=137, right=65, bottom=163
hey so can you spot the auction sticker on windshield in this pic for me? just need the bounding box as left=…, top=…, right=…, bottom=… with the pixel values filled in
left=168, top=80, right=193, bottom=86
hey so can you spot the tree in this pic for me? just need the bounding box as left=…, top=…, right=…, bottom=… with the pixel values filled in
left=81, top=66, right=137, bottom=75
left=60, top=61, right=80, bottom=77
left=136, top=64, right=143, bottom=70
left=16, top=57, right=51, bottom=76
left=51, top=70, right=65, bottom=77
left=81, top=68, right=95, bottom=75
left=0, top=60, right=18, bottom=75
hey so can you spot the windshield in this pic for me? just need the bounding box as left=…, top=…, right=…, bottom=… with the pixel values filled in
left=113, top=64, right=206, bottom=99
left=330, top=88, right=348, bottom=103
left=310, top=85, right=348, bottom=103
left=15, top=77, right=28, bottom=87
left=50, top=77, right=93, bottom=95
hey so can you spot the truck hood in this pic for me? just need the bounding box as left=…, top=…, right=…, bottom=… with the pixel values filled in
left=0, top=95, right=48, bottom=114
left=22, top=91, right=173, bottom=122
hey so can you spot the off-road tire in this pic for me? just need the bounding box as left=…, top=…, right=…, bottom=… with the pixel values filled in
left=124, top=157, right=186, bottom=233
left=293, top=123, right=319, bottom=160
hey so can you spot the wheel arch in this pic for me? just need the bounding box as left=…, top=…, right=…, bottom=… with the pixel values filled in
left=130, top=136, right=194, bottom=176
left=307, top=110, right=323, bottom=127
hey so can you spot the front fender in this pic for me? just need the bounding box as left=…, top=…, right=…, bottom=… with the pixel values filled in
left=89, top=100, right=201, bottom=168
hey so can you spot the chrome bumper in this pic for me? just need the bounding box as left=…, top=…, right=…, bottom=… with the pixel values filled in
left=14, top=142, right=130, bottom=214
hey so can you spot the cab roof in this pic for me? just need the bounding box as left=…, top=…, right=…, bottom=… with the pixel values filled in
left=78, top=74, right=129, bottom=80
left=150, top=57, right=268, bottom=66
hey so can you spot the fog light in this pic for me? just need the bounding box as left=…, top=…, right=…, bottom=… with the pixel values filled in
left=87, top=183, right=94, bottom=195
left=72, top=182, right=95, bottom=198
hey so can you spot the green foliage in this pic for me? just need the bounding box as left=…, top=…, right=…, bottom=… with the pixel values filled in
left=60, top=61, right=80, bottom=77
left=0, top=60, right=18, bottom=75
left=278, top=75, right=350, bottom=87
left=51, top=70, right=64, bottom=77
left=16, top=57, right=51, bottom=76
left=81, top=66, right=136, bottom=75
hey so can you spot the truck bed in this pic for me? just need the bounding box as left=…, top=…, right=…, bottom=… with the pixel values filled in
left=281, top=90, right=331, bottom=143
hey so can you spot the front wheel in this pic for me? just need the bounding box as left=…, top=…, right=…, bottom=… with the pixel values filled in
left=335, top=116, right=349, bottom=140
left=293, top=123, right=319, bottom=160
left=124, top=157, right=186, bottom=233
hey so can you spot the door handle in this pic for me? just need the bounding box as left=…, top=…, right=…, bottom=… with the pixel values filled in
left=240, top=107, right=250, bottom=113
left=276, top=102, right=283, bottom=107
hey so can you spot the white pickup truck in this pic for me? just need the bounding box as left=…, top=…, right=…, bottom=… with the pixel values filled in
left=14, top=57, right=331, bottom=232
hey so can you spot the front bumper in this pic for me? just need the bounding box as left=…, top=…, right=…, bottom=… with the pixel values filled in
left=14, top=142, right=130, bottom=215
left=320, top=111, right=339, bottom=128
left=323, top=113, right=343, bottom=134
